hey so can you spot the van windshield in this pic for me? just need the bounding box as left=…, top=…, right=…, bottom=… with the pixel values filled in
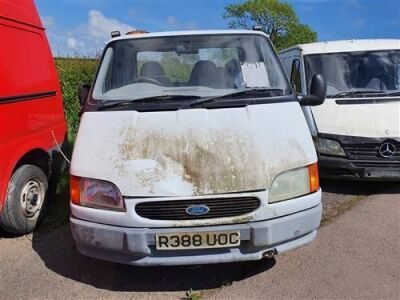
left=304, top=50, right=400, bottom=97
left=92, top=34, right=291, bottom=102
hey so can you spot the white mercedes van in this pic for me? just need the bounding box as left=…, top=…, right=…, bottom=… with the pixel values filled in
left=279, top=40, right=400, bottom=180
left=70, top=30, right=326, bottom=266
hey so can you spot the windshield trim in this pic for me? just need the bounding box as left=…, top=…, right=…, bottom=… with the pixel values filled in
left=85, top=33, right=292, bottom=112
left=88, top=94, right=298, bottom=112
left=335, top=97, right=400, bottom=105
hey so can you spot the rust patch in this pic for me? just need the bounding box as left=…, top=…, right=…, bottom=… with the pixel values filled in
left=116, top=126, right=268, bottom=196
left=169, top=214, right=254, bottom=227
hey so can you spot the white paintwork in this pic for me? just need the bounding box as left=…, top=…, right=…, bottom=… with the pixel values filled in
left=71, top=103, right=317, bottom=197
left=312, top=97, right=400, bottom=138
left=279, top=40, right=400, bottom=138
left=70, top=189, right=321, bottom=228
left=280, top=39, right=400, bottom=55
left=108, top=29, right=269, bottom=44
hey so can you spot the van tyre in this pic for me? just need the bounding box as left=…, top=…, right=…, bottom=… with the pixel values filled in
left=0, top=165, right=48, bottom=234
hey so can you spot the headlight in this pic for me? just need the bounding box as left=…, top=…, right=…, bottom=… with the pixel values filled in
left=269, top=163, right=319, bottom=203
left=315, top=137, right=346, bottom=157
left=70, top=176, right=125, bottom=211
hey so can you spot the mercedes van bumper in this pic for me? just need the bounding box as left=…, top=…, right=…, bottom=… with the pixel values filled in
left=70, top=201, right=322, bottom=266
left=316, top=134, right=400, bottom=180
left=319, top=155, right=400, bottom=180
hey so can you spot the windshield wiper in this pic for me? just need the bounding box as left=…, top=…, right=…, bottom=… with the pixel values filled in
left=380, top=90, right=400, bottom=97
left=328, top=90, right=387, bottom=98
left=98, top=95, right=201, bottom=111
left=188, top=88, right=285, bottom=107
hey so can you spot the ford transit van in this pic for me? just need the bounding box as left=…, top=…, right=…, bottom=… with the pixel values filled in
left=0, top=0, right=67, bottom=234
left=70, top=30, right=326, bottom=266
left=280, top=40, right=400, bottom=180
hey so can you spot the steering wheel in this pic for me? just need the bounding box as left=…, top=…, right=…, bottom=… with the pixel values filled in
left=131, top=77, right=163, bottom=86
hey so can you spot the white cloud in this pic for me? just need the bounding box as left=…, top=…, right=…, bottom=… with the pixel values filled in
left=67, top=37, right=77, bottom=50
left=67, top=37, right=85, bottom=50
left=87, top=10, right=135, bottom=39
left=166, top=16, right=178, bottom=26
left=344, top=0, right=363, bottom=10
left=46, top=10, right=135, bottom=57
left=41, top=16, right=54, bottom=28
left=164, top=15, right=198, bottom=30
left=354, top=18, right=366, bottom=29
left=182, top=21, right=198, bottom=30
left=45, top=10, right=199, bottom=57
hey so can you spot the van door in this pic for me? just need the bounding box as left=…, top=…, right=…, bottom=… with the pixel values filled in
left=288, top=57, right=318, bottom=136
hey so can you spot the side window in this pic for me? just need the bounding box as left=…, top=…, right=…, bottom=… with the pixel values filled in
left=395, top=62, right=400, bottom=89
left=290, top=59, right=302, bottom=95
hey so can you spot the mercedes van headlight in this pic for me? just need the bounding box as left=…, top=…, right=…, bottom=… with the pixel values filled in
left=315, top=137, right=346, bottom=157
left=269, top=163, right=319, bottom=203
left=70, top=176, right=125, bottom=211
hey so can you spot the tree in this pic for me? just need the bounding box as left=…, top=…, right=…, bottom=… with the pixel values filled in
left=223, top=0, right=317, bottom=51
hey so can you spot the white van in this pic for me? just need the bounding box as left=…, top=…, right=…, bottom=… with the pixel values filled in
left=279, top=40, right=400, bottom=180
left=70, top=30, right=326, bottom=266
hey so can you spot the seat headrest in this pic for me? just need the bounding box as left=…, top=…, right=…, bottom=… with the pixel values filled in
left=140, top=62, right=165, bottom=77
left=189, top=60, right=219, bottom=86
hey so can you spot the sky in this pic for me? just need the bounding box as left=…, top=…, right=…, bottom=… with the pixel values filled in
left=35, top=0, right=400, bottom=57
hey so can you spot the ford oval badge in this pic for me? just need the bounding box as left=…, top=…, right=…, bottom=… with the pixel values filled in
left=185, top=205, right=210, bottom=216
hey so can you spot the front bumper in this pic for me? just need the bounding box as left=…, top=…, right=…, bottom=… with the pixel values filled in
left=70, top=203, right=322, bottom=266
left=319, top=155, right=400, bottom=180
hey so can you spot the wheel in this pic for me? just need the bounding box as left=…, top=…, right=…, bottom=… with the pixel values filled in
left=0, top=165, right=48, bottom=234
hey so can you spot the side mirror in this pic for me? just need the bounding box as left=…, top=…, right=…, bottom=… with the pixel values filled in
left=299, top=74, right=326, bottom=106
left=79, top=84, right=91, bottom=106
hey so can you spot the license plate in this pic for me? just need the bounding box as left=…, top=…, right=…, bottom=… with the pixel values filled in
left=155, top=231, right=240, bottom=250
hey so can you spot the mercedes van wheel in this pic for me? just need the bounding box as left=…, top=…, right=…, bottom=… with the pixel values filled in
left=0, top=165, right=48, bottom=235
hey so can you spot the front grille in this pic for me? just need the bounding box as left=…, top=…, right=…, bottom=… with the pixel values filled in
left=352, top=161, right=400, bottom=169
left=343, top=141, right=400, bottom=160
left=135, top=197, right=260, bottom=220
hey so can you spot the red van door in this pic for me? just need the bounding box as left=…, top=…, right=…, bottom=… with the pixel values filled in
left=0, top=0, right=67, bottom=234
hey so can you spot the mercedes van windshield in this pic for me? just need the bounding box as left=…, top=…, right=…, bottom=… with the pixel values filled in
left=92, top=34, right=291, bottom=106
left=305, top=50, right=400, bottom=97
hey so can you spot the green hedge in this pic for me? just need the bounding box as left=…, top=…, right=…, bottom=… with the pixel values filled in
left=55, top=58, right=98, bottom=142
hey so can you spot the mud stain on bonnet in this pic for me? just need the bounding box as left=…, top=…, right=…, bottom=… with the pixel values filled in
left=117, top=126, right=268, bottom=196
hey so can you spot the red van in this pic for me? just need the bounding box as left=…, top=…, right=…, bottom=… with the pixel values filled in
left=0, top=0, right=67, bottom=234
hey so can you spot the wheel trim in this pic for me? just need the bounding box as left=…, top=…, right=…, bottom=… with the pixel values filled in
left=20, top=179, right=44, bottom=219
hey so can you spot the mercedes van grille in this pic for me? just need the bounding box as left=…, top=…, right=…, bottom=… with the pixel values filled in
left=352, top=161, right=400, bottom=169
left=135, top=197, right=260, bottom=220
left=343, top=142, right=400, bottom=161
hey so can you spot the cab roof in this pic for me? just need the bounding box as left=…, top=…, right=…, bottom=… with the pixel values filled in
left=107, top=29, right=269, bottom=44
left=280, top=39, right=400, bottom=55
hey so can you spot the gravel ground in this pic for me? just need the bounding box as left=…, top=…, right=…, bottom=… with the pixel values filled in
left=0, top=180, right=398, bottom=299
left=320, top=179, right=397, bottom=224
left=207, top=184, right=400, bottom=299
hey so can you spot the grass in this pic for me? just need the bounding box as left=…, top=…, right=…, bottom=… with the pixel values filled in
left=38, top=171, right=70, bottom=232
left=55, top=57, right=98, bottom=142
left=36, top=58, right=98, bottom=232
left=320, top=195, right=365, bottom=226
left=184, top=289, right=202, bottom=300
